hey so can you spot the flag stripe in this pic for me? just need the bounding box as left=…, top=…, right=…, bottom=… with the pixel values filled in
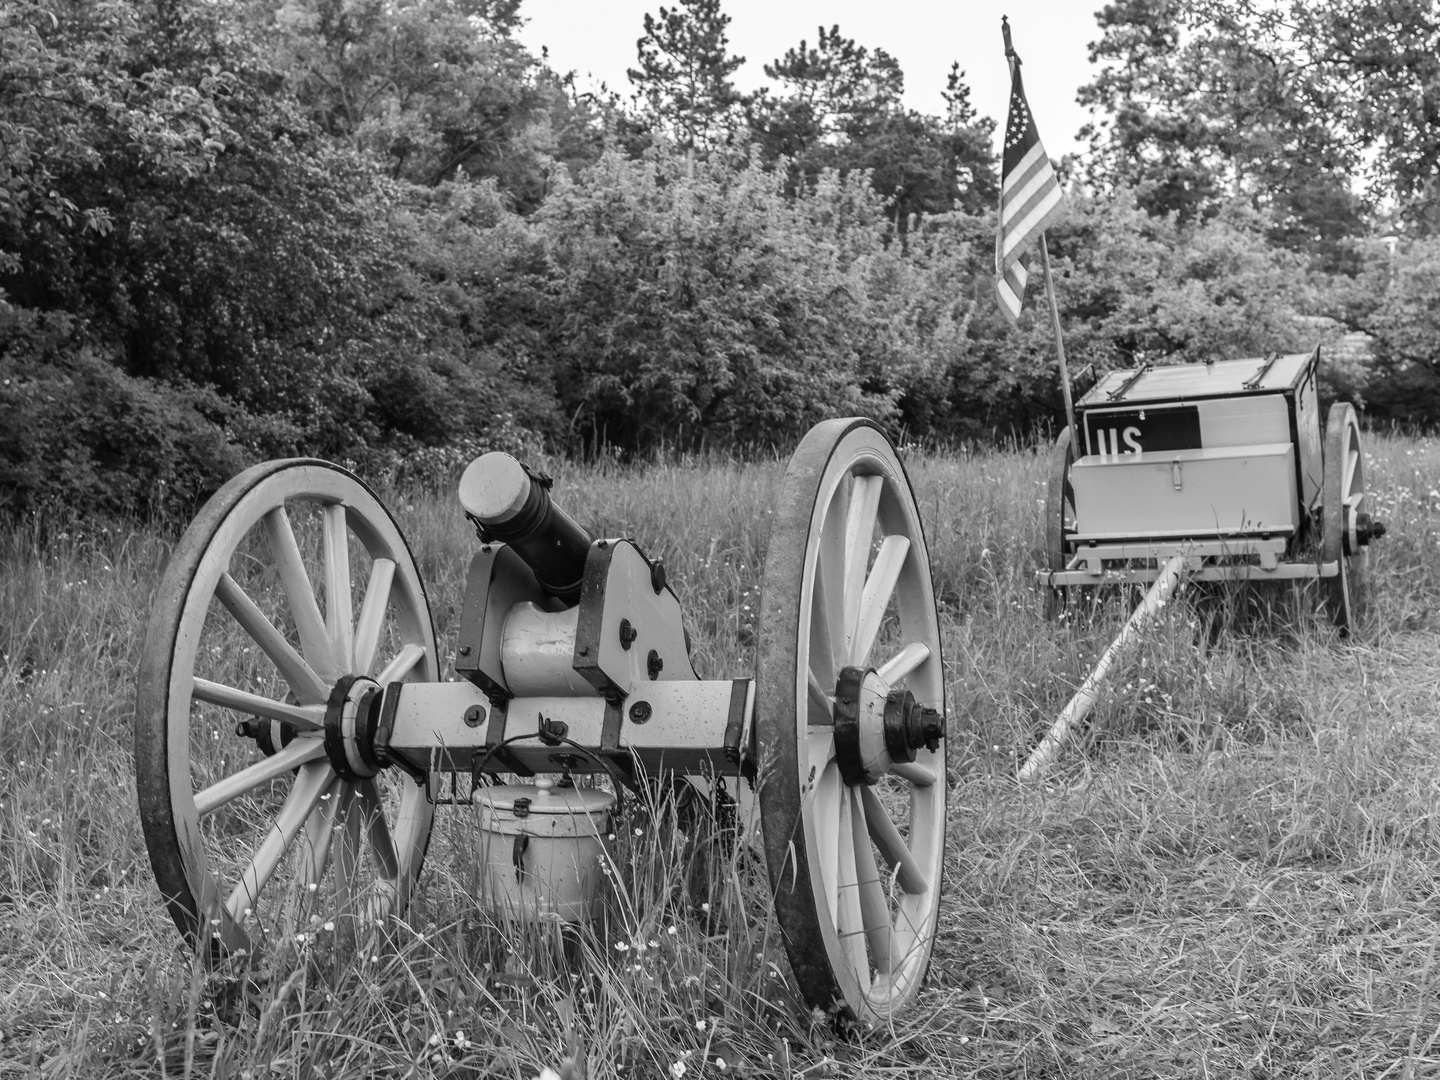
left=1002, top=158, right=1058, bottom=218
left=994, top=56, right=1064, bottom=324
left=1000, top=188, right=1063, bottom=262
left=1001, top=143, right=1051, bottom=198
left=995, top=255, right=1029, bottom=325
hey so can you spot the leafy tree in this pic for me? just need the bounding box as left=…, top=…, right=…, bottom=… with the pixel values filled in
left=751, top=27, right=995, bottom=223
left=628, top=0, right=746, bottom=154
left=260, top=0, right=593, bottom=207
left=1288, top=0, right=1440, bottom=233
left=1077, top=0, right=1440, bottom=244
left=528, top=146, right=911, bottom=452
left=941, top=63, right=999, bottom=215
left=1078, top=0, right=1360, bottom=245
left=756, top=25, right=903, bottom=150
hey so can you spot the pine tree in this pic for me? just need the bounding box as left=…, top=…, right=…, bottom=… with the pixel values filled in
left=627, top=0, right=746, bottom=154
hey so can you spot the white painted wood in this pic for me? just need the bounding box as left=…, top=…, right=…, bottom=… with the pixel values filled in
left=193, top=737, right=327, bottom=816
left=1019, top=553, right=1187, bottom=783
left=263, top=506, right=332, bottom=677
left=850, top=535, right=910, bottom=667
left=225, top=761, right=336, bottom=922
left=191, top=677, right=326, bottom=730
left=375, top=642, right=425, bottom=685
left=214, top=572, right=330, bottom=705
left=1072, top=443, right=1297, bottom=538
left=1084, top=352, right=1312, bottom=403
left=322, top=503, right=354, bottom=672
left=352, top=558, right=396, bottom=677
left=860, top=785, right=928, bottom=895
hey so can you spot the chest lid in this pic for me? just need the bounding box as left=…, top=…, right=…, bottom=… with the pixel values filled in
left=1080, top=351, right=1317, bottom=407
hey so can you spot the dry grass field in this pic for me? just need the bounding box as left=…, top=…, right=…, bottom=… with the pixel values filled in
left=2, top=429, right=1439, bottom=1079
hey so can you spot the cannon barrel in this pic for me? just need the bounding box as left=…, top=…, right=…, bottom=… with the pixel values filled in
left=458, top=452, right=593, bottom=605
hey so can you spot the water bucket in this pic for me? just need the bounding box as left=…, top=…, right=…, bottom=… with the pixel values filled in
left=474, top=778, right=614, bottom=923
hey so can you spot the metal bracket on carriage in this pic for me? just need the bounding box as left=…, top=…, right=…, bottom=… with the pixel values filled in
left=425, top=745, right=481, bottom=805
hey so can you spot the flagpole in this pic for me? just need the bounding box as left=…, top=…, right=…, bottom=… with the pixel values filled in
left=1002, top=16, right=1076, bottom=441
left=1039, top=233, right=1077, bottom=439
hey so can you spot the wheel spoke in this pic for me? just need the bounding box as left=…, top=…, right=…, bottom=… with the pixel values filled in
left=861, top=786, right=928, bottom=895
left=332, top=782, right=365, bottom=919
left=834, top=783, right=872, bottom=991
left=890, top=760, right=936, bottom=787
left=353, top=558, right=396, bottom=677
left=850, top=535, right=911, bottom=668
left=279, top=784, right=345, bottom=937
left=322, top=504, right=355, bottom=672
left=225, top=761, right=337, bottom=922
left=842, top=476, right=883, bottom=650
left=810, top=759, right=843, bottom=917
left=807, top=668, right=833, bottom=725
left=375, top=642, right=425, bottom=685
left=294, top=785, right=342, bottom=896
left=355, top=778, right=400, bottom=878
left=264, top=507, right=332, bottom=673
left=807, top=727, right=836, bottom=774
left=876, top=642, right=930, bottom=686
left=215, top=573, right=330, bottom=705
left=850, top=788, right=894, bottom=975
left=192, top=677, right=325, bottom=731
left=193, top=737, right=327, bottom=817
left=811, top=491, right=849, bottom=687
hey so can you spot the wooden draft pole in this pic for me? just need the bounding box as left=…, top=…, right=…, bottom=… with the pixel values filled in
left=1018, top=553, right=1187, bottom=783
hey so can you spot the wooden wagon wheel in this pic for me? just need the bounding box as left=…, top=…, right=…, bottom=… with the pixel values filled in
left=756, top=418, right=947, bottom=1023
left=1042, top=426, right=1078, bottom=619
left=1322, top=402, right=1375, bottom=635
left=135, top=460, right=438, bottom=957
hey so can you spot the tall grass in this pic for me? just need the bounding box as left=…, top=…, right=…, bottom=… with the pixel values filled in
left=2, top=432, right=1439, bottom=1077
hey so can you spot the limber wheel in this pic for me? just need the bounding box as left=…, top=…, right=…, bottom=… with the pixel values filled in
left=1322, top=402, right=1374, bottom=635
left=1043, top=426, right=1077, bottom=620
left=756, top=418, right=947, bottom=1023
left=135, top=460, right=438, bottom=957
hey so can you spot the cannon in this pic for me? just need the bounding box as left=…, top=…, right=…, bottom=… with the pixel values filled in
left=132, top=418, right=947, bottom=1023
left=1024, top=347, right=1387, bottom=778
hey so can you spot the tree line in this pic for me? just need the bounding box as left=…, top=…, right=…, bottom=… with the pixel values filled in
left=2, top=0, right=1437, bottom=517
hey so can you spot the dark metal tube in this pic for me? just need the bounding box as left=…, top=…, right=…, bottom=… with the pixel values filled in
left=458, top=453, right=593, bottom=605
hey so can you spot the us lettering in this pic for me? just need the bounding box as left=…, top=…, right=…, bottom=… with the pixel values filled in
left=1097, top=426, right=1143, bottom=460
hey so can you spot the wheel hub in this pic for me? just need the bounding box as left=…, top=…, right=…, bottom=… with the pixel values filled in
left=324, top=674, right=386, bottom=780
left=834, top=665, right=943, bottom=786
left=1348, top=509, right=1386, bottom=554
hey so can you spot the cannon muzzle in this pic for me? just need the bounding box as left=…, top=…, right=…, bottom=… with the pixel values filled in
left=458, top=453, right=593, bottom=605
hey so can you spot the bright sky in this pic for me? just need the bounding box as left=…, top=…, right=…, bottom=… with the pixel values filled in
left=516, top=0, right=1105, bottom=158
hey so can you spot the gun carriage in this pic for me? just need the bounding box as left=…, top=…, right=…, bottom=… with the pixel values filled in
left=133, top=418, right=947, bottom=1023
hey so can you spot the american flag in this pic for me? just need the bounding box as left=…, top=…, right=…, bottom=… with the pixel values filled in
left=995, top=59, right=1064, bottom=325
